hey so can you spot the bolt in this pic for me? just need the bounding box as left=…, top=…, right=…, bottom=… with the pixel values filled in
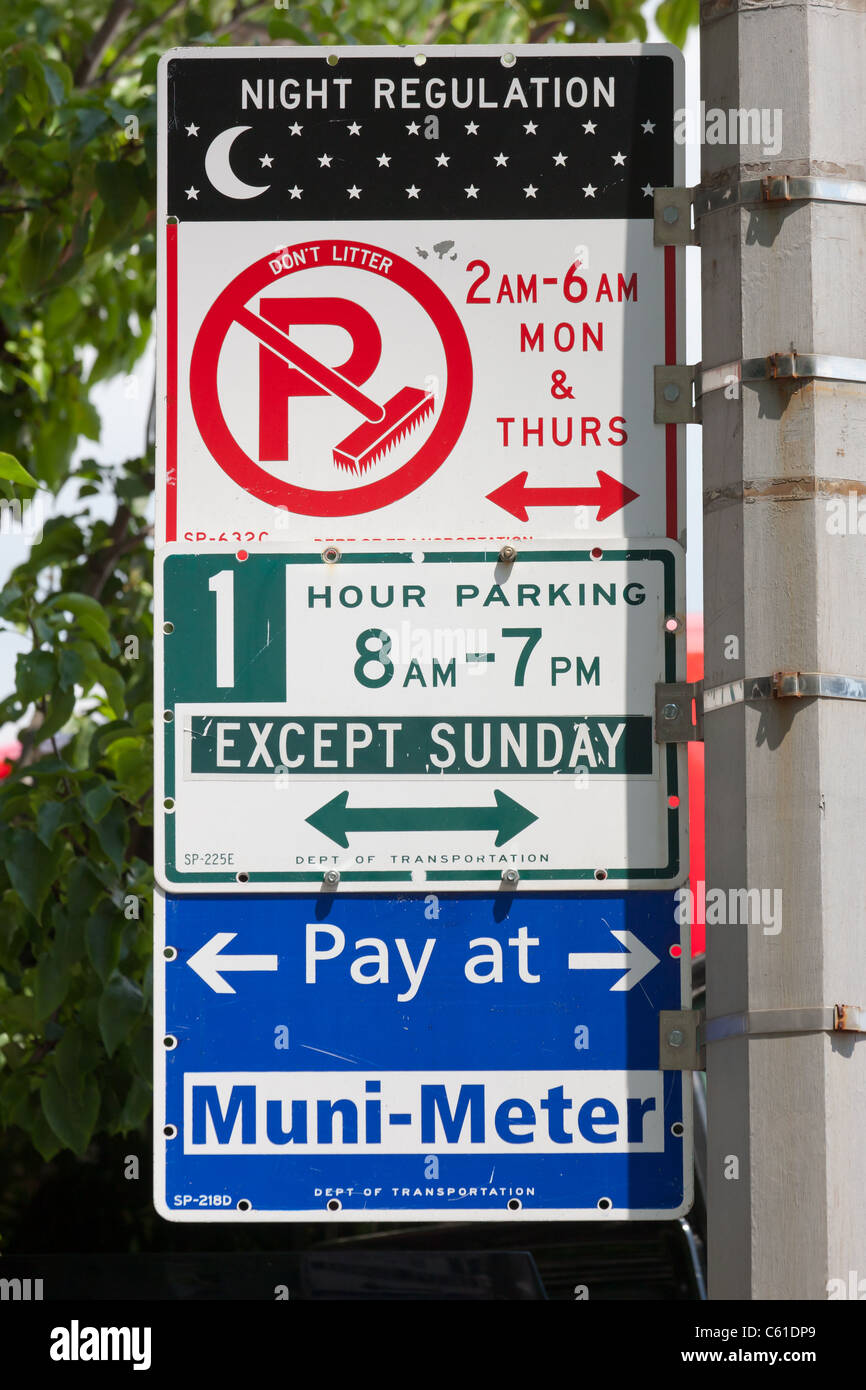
left=323, top=869, right=340, bottom=886
left=663, top=204, right=679, bottom=224
left=502, top=868, right=519, bottom=885
left=662, top=702, right=680, bottom=722
left=322, top=546, right=341, bottom=564
left=668, top=1029, right=685, bottom=1048
left=499, top=544, right=517, bottom=563
left=663, top=382, right=681, bottom=403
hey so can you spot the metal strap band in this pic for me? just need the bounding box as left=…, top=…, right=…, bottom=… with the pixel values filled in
left=705, top=1005, right=866, bottom=1044
left=703, top=672, right=866, bottom=714
left=694, top=174, right=866, bottom=219
left=698, top=351, right=866, bottom=398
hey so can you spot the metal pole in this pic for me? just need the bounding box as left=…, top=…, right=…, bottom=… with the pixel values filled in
left=700, top=1, right=866, bottom=1297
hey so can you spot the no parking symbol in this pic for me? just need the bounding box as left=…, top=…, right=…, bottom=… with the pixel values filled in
left=188, top=238, right=473, bottom=518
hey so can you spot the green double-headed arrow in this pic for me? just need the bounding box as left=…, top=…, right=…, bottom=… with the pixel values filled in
left=306, top=790, right=538, bottom=848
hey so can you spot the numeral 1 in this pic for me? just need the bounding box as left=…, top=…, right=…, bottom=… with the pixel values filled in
left=208, top=570, right=235, bottom=687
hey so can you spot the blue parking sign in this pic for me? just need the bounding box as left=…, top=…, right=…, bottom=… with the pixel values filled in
left=154, top=890, right=691, bottom=1221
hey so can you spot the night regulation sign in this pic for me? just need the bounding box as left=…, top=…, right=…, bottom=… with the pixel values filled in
left=154, top=889, right=691, bottom=1221
left=154, top=540, right=687, bottom=893
left=156, top=45, right=685, bottom=544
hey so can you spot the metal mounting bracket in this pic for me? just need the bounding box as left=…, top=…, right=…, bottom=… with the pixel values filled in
left=656, top=351, right=866, bottom=425
left=655, top=176, right=866, bottom=245
left=656, top=682, right=704, bottom=743
left=654, top=364, right=699, bottom=424
left=657, top=671, right=866, bottom=741
left=660, top=1010, right=705, bottom=1071
left=705, top=1005, right=866, bottom=1044
left=703, top=671, right=866, bottom=714
left=694, top=173, right=866, bottom=219
left=699, top=351, right=866, bottom=400
left=654, top=187, right=697, bottom=245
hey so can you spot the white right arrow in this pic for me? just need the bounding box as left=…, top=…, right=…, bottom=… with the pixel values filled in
left=567, top=930, right=660, bottom=992
left=187, top=932, right=278, bottom=995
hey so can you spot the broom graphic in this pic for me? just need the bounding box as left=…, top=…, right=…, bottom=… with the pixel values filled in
left=236, top=306, right=436, bottom=474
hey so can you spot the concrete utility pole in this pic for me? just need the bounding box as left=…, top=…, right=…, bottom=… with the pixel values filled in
left=700, top=0, right=866, bottom=1296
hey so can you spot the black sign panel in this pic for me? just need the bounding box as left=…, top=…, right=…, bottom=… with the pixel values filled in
left=164, top=52, right=675, bottom=222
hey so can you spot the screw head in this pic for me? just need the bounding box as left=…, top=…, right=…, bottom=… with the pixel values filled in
left=663, top=204, right=679, bottom=224
left=502, top=868, right=519, bottom=885
left=662, top=702, right=680, bottom=721
left=321, top=546, right=341, bottom=564
left=499, top=544, right=517, bottom=563
left=663, top=382, right=681, bottom=402
left=323, top=869, right=340, bottom=886
left=668, top=1029, right=685, bottom=1048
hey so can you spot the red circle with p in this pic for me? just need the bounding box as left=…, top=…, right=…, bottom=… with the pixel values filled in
left=189, top=240, right=473, bottom=518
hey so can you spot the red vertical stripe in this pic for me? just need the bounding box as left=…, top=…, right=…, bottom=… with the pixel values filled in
left=165, top=222, right=178, bottom=543
left=664, top=243, right=677, bottom=540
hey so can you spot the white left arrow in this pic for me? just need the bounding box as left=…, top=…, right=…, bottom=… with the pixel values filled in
left=567, top=930, right=660, bottom=992
left=187, top=932, right=278, bottom=995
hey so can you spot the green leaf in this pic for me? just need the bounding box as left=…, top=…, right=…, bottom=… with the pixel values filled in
left=96, top=661, right=125, bottom=716
left=36, top=798, right=79, bottom=848
left=38, top=686, right=76, bottom=741
left=118, top=1073, right=152, bottom=1132
left=34, top=945, right=70, bottom=1018
left=95, top=160, right=141, bottom=226
left=16, top=649, right=56, bottom=703
left=6, top=828, right=64, bottom=920
left=45, top=591, right=110, bottom=630
left=98, top=972, right=144, bottom=1058
left=41, top=1064, right=100, bottom=1154
left=65, top=860, right=106, bottom=918
left=655, top=0, right=699, bottom=47
left=129, top=1022, right=153, bottom=1082
left=58, top=646, right=86, bottom=690
left=0, top=451, right=40, bottom=488
left=86, top=899, right=122, bottom=984
left=83, top=781, right=115, bottom=823
left=89, top=801, right=127, bottom=873
left=27, top=1104, right=63, bottom=1161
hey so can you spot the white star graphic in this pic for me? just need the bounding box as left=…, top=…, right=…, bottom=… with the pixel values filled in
left=553, top=152, right=567, bottom=166
left=582, top=120, right=597, bottom=135
left=582, top=184, right=596, bottom=198
left=185, top=186, right=199, bottom=200
left=642, top=120, right=656, bottom=134
left=185, top=123, right=199, bottom=137
left=289, top=123, right=303, bottom=136
left=523, top=184, right=538, bottom=198
left=612, top=151, right=626, bottom=166
left=435, top=153, right=450, bottom=167
left=377, top=153, right=391, bottom=167
left=465, top=184, right=479, bottom=198
left=347, top=122, right=362, bottom=135
left=494, top=153, right=508, bottom=167
left=406, top=184, right=420, bottom=198
left=318, top=154, right=333, bottom=167
left=465, top=121, right=479, bottom=134
left=348, top=185, right=361, bottom=198
left=289, top=185, right=303, bottom=199
left=406, top=122, right=420, bottom=135
left=260, top=154, right=273, bottom=168
left=523, top=120, right=538, bottom=134
left=642, top=184, right=654, bottom=197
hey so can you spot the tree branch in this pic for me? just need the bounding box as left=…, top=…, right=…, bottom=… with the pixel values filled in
left=99, top=0, right=188, bottom=87
left=212, top=0, right=273, bottom=40
left=74, top=0, right=137, bottom=87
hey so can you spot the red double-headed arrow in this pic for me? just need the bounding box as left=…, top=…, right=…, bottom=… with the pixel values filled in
left=486, top=470, right=639, bottom=523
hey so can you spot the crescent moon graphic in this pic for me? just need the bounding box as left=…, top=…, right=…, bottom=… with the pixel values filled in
left=204, top=126, right=270, bottom=200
